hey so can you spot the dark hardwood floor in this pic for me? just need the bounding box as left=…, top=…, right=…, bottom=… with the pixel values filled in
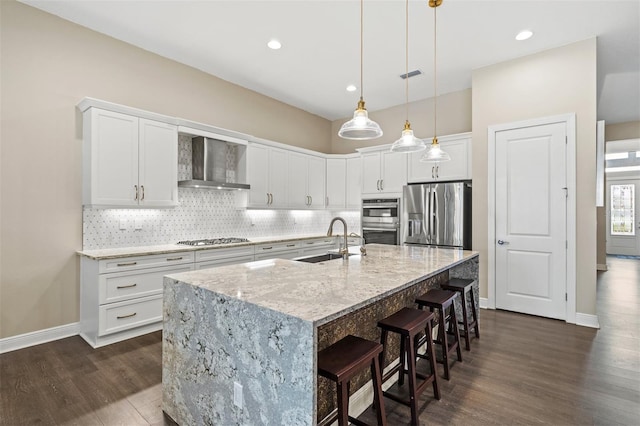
left=1, top=256, right=638, bottom=425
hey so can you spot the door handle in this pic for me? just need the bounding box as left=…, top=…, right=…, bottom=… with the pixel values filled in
left=380, top=180, right=384, bottom=190
left=134, top=185, right=138, bottom=201
left=376, top=180, right=380, bottom=190
left=497, top=240, right=509, bottom=245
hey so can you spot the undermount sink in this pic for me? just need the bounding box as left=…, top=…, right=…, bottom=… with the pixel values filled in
left=293, top=253, right=351, bottom=263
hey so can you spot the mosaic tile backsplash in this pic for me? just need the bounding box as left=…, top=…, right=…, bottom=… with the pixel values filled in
left=83, top=135, right=361, bottom=250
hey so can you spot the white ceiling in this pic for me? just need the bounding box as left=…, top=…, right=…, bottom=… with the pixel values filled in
left=21, top=0, right=640, bottom=124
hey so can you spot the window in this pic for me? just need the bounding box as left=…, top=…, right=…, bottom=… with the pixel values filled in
left=611, top=184, right=635, bottom=236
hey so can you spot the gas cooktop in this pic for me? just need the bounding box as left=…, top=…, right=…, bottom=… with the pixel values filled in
left=176, top=238, right=250, bottom=246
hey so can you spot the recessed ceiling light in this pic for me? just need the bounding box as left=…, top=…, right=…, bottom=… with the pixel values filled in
left=267, top=39, right=282, bottom=50
left=346, top=85, right=357, bottom=92
left=515, top=30, right=533, bottom=41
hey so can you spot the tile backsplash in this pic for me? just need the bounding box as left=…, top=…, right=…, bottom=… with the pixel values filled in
left=83, top=135, right=361, bottom=250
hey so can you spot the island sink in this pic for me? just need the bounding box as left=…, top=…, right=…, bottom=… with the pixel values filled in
left=293, top=252, right=353, bottom=263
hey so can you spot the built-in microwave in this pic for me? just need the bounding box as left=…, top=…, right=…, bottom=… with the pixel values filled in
left=361, top=198, right=400, bottom=245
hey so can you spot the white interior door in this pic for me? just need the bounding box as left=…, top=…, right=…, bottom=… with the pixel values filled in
left=606, top=179, right=640, bottom=256
left=495, top=122, right=567, bottom=320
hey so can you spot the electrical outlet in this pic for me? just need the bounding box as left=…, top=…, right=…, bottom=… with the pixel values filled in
left=233, top=382, right=243, bottom=409
left=134, top=219, right=143, bottom=230
left=119, top=219, right=127, bottom=230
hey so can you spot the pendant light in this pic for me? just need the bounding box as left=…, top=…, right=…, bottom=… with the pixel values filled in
left=338, top=0, right=383, bottom=140
left=421, top=0, right=450, bottom=162
left=390, top=0, right=426, bottom=153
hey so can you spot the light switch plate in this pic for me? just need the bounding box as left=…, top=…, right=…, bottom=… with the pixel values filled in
left=119, top=219, right=127, bottom=230
left=134, top=219, right=143, bottom=230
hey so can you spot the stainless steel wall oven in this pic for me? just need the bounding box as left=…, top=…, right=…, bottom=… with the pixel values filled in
left=361, top=198, right=400, bottom=245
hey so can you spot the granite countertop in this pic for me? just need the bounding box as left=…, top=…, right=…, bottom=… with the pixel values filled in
left=165, top=244, right=479, bottom=326
left=77, top=234, right=343, bottom=260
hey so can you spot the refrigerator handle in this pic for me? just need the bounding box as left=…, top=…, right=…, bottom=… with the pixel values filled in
left=427, top=186, right=433, bottom=244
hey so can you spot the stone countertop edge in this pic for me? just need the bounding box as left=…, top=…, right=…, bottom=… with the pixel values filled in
left=311, top=252, right=479, bottom=327
left=164, top=246, right=479, bottom=328
left=76, top=234, right=335, bottom=260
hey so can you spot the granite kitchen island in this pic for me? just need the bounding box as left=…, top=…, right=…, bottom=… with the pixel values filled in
left=162, top=244, right=478, bottom=425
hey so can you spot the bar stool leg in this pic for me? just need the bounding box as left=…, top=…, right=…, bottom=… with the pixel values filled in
left=460, top=289, right=471, bottom=351
left=438, top=308, right=450, bottom=380
left=371, top=356, right=387, bottom=426
left=398, top=333, right=406, bottom=386
left=337, top=380, right=349, bottom=426
left=424, top=320, right=440, bottom=400
left=405, top=334, right=419, bottom=426
left=470, top=289, right=480, bottom=338
left=450, top=305, right=463, bottom=362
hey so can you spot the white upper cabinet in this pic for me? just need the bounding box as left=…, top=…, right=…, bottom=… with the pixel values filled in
left=83, top=108, right=178, bottom=207
left=247, top=143, right=288, bottom=208
left=408, top=133, right=472, bottom=182
left=326, top=158, right=346, bottom=209
left=346, top=156, right=362, bottom=209
left=360, top=148, right=407, bottom=196
left=288, top=152, right=325, bottom=209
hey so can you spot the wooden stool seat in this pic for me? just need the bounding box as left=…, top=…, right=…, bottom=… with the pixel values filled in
left=415, top=289, right=463, bottom=380
left=318, top=335, right=386, bottom=426
left=441, top=278, right=479, bottom=350
left=377, top=308, right=440, bottom=425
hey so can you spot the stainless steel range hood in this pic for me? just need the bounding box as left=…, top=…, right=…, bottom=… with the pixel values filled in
left=178, top=136, right=250, bottom=190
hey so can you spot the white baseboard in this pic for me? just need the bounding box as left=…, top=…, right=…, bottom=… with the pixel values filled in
left=575, top=313, right=600, bottom=329
left=597, top=263, right=608, bottom=271
left=0, top=322, right=80, bottom=354
left=480, top=297, right=490, bottom=309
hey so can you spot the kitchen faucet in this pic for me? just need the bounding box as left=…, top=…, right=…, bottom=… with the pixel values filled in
left=327, top=217, right=349, bottom=259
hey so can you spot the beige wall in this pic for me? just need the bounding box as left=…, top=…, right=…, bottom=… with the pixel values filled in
left=472, top=39, right=598, bottom=315
left=330, top=89, right=472, bottom=154
left=597, top=120, right=640, bottom=266
left=0, top=1, right=331, bottom=339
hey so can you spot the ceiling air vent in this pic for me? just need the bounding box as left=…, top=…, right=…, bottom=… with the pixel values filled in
left=400, top=69, right=422, bottom=79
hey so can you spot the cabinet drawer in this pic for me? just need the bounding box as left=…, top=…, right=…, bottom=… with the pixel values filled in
left=98, top=295, right=162, bottom=336
left=99, top=264, right=193, bottom=304
left=301, top=237, right=335, bottom=248
left=254, top=249, right=301, bottom=261
left=195, top=246, right=255, bottom=263
left=197, top=255, right=255, bottom=270
left=99, top=252, right=194, bottom=273
left=254, top=241, right=300, bottom=254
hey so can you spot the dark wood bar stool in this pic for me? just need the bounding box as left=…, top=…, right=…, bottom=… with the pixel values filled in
left=377, top=307, right=440, bottom=426
left=317, top=335, right=386, bottom=426
left=441, top=278, right=479, bottom=351
left=415, top=289, right=463, bottom=380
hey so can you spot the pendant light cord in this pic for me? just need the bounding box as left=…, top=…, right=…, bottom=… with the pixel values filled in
left=433, top=4, right=438, bottom=138
left=405, top=0, right=410, bottom=122
left=360, top=0, right=364, bottom=102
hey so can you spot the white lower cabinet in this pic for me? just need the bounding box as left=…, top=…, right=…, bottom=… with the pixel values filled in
left=80, top=252, right=194, bottom=348
left=195, top=245, right=255, bottom=269
left=254, top=241, right=302, bottom=260
left=299, top=237, right=336, bottom=256
left=80, top=236, right=351, bottom=348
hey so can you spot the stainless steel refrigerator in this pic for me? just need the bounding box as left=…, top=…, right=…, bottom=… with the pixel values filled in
left=402, top=181, right=472, bottom=249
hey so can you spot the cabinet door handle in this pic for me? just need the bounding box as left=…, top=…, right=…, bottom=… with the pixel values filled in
left=380, top=180, right=384, bottom=190
left=166, top=257, right=183, bottom=261
left=436, top=165, right=439, bottom=179
left=116, top=283, right=137, bottom=289
left=270, top=193, right=274, bottom=205
left=262, top=246, right=273, bottom=250
left=266, top=193, right=270, bottom=204
left=141, top=185, right=145, bottom=201
left=286, top=244, right=296, bottom=247
left=309, top=196, right=313, bottom=205
left=431, top=166, right=434, bottom=179
left=116, top=261, right=137, bottom=267
left=376, top=180, right=380, bottom=190
left=134, top=185, right=138, bottom=201
left=117, top=312, right=137, bottom=319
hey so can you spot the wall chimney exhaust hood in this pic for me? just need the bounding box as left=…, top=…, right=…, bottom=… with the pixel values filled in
left=178, top=136, right=250, bottom=191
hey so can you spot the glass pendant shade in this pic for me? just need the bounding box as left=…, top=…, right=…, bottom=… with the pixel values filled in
left=391, top=121, right=426, bottom=153
left=420, top=137, right=451, bottom=162
left=338, top=99, right=383, bottom=140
